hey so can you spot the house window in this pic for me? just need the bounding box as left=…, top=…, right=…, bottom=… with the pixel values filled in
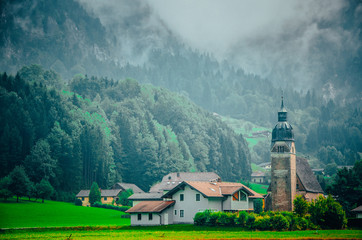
left=104, top=197, right=107, bottom=201
left=81, top=197, right=84, bottom=201
left=137, top=214, right=142, bottom=221
left=180, top=194, right=184, bottom=201
left=149, top=213, right=153, bottom=221
left=232, top=192, right=239, bottom=201
left=180, top=210, right=184, bottom=218
left=174, top=210, right=177, bottom=215
left=196, top=194, right=200, bottom=201
left=240, top=192, right=246, bottom=201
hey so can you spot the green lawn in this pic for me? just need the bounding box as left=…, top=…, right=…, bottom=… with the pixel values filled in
left=1, top=226, right=361, bottom=239
left=249, top=182, right=269, bottom=195
left=0, top=198, right=129, bottom=228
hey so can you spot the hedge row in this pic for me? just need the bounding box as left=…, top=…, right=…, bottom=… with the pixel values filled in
left=92, top=201, right=130, bottom=212
left=194, top=210, right=317, bottom=231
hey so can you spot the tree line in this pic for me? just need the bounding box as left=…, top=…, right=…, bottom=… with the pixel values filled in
left=0, top=65, right=251, bottom=200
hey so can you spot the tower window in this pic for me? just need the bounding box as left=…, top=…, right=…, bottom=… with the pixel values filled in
left=277, top=146, right=284, bottom=152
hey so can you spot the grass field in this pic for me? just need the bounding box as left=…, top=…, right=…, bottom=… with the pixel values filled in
left=1, top=226, right=361, bottom=240
left=1, top=199, right=361, bottom=239
left=0, top=198, right=129, bottom=228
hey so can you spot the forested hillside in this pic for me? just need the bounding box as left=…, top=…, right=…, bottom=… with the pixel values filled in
left=0, top=0, right=361, bottom=174
left=0, top=65, right=251, bottom=197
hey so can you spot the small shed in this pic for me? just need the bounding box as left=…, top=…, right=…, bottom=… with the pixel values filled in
left=126, top=200, right=175, bottom=226
left=351, top=206, right=362, bottom=219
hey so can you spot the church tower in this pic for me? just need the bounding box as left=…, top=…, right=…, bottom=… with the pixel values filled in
left=270, top=96, right=296, bottom=211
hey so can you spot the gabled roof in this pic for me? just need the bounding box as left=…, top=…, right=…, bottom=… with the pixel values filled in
left=162, top=181, right=263, bottom=199
left=351, top=205, right=362, bottom=212
left=251, top=171, right=265, bottom=177
left=112, top=183, right=144, bottom=193
left=128, top=192, right=163, bottom=201
left=76, top=189, right=122, bottom=197
left=296, top=157, right=323, bottom=193
left=149, top=172, right=221, bottom=192
left=126, top=201, right=175, bottom=213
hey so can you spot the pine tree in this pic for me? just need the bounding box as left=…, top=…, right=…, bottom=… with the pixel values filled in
left=89, top=182, right=101, bottom=206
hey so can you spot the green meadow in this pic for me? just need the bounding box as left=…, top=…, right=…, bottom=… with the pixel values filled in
left=0, top=198, right=129, bottom=228
left=1, top=199, right=361, bottom=239
left=1, top=226, right=361, bottom=240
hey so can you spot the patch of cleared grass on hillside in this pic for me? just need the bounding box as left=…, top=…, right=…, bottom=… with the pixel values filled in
left=0, top=226, right=361, bottom=240
left=0, top=198, right=129, bottom=228
left=249, top=182, right=269, bottom=195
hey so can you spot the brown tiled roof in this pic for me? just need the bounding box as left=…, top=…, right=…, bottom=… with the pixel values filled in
left=126, top=201, right=175, bottom=213
left=351, top=205, right=362, bottom=212
left=112, top=183, right=144, bottom=193
left=150, top=172, right=221, bottom=192
left=76, top=189, right=122, bottom=197
left=128, top=192, right=163, bottom=201
left=163, top=181, right=263, bottom=199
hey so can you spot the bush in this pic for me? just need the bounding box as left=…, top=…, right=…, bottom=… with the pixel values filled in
left=92, top=201, right=130, bottom=212
left=270, top=214, right=289, bottom=231
left=309, top=195, right=347, bottom=229
left=194, top=211, right=207, bottom=226
left=74, top=198, right=83, bottom=206
left=218, top=212, right=236, bottom=226
left=245, top=213, right=256, bottom=229
left=237, top=211, right=248, bottom=227
left=206, top=212, right=220, bottom=226
left=293, top=217, right=308, bottom=230
left=293, top=195, right=309, bottom=217
left=254, top=215, right=272, bottom=230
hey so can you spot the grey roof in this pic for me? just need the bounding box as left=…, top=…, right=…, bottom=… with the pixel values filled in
left=128, top=192, right=163, bottom=201
left=351, top=205, right=362, bottom=212
left=267, top=157, right=324, bottom=194
left=76, top=189, right=122, bottom=197
left=149, top=172, right=221, bottom=192
left=112, top=183, right=144, bottom=193
left=296, top=157, right=324, bottom=193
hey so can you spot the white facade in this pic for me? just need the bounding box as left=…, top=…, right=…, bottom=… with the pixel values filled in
left=130, top=207, right=173, bottom=226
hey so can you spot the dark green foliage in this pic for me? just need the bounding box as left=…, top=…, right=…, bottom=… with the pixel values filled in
left=245, top=213, right=256, bottom=229
left=218, top=212, right=237, bottom=226
left=237, top=211, right=248, bottom=227
left=194, top=211, right=209, bottom=226
left=253, top=198, right=263, bottom=214
left=92, top=201, right=130, bottom=212
left=309, top=195, right=347, bottom=229
left=270, top=214, right=289, bottom=231
left=293, top=195, right=309, bottom=217
left=36, top=179, right=54, bottom=203
left=329, top=160, right=362, bottom=217
left=293, top=217, right=308, bottom=230
left=8, top=166, right=31, bottom=202
left=254, top=215, right=272, bottom=230
left=0, top=176, right=12, bottom=200
left=116, top=189, right=133, bottom=207
left=89, top=182, right=101, bottom=206
left=74, top=198, right=83, bottom=206
left=206, top=212, right=220, bottom=226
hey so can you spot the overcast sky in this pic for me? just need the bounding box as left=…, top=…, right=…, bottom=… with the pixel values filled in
left=78, top=0, right=361, bottom=93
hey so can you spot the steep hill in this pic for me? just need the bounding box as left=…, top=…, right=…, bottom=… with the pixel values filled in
left=0, top=66, right=251, bottom=194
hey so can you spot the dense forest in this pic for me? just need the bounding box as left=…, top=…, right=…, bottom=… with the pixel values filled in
left=0, top=0, right=361, bottom=200
left=0, top=65, right=251, bottom=198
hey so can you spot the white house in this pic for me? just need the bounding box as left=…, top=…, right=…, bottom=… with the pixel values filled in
left=126, top=181, right=263, bottom=225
